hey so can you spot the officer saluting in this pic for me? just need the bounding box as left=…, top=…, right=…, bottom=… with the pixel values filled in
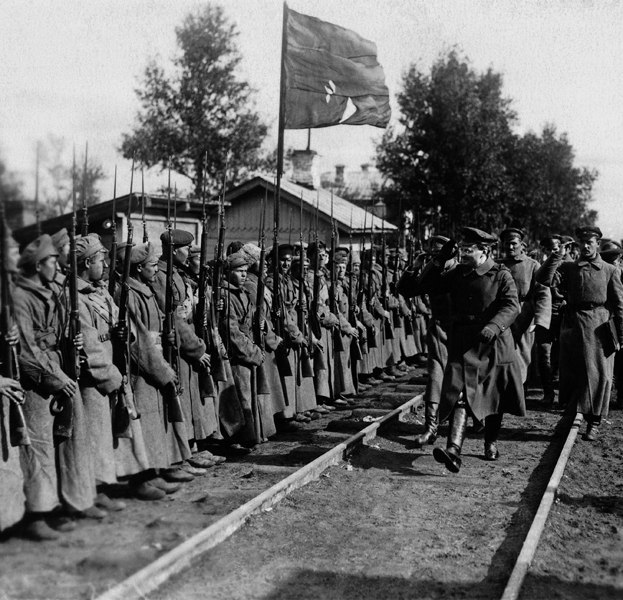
left=403, top=227, right=525, bottom=472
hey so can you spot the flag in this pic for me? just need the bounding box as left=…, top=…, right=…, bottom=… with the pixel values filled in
left=283, top=6, right=391, bottom=129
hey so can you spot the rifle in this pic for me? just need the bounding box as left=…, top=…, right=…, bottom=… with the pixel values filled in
left=141, top=167, right=148, bottom=243
left=328, top=191, right=344, bottom=353
left=108, top=166, right=118, bottom=297
left=50, top=148, right=81, bottom=441
left=296, top=193, right=314, bottom=382
left=81, top=142, right=89, bottom=236
left=390, top=238, right=402, bottom=328
left=213, top=162, right=227, bottom=359
left=364, top=217, right=377, bottom=349
left=380, top=219, right=394, bottom=340
left=309, top=194, right=326, bottom=370
left=197, top=159, right=227, bottom=383
left=111, top=159, right=139, bottom=437
left=347, top=211, right=363, bottom=363
left=0, top=200, right=29, bottom=447
left=252, top=193, right=270, bottom=395
left=161, top=164, right=184, bottom=423
left=269, top=180, right=292, bottom=377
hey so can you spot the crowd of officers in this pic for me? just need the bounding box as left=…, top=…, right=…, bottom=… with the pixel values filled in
left=1, top=219, right=622, bottom=541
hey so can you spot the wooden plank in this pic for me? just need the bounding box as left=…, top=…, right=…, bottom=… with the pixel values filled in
left=96, top=394, right=422, bottom=600
left=500, top=412, right=583, bottom=600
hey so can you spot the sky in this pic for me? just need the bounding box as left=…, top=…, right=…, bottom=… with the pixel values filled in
left=1, top=0, right=622, bottom=235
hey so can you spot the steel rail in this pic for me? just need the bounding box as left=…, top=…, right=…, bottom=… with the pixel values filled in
left=500, top=411, right=583, bottom=600
left=96, top=394, right=424, bottom=600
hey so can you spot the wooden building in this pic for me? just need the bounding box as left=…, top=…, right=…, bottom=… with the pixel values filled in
left=13, top=174, right=396, bottom=254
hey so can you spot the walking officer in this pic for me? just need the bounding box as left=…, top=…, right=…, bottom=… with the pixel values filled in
left=404, top=227, right=525, bottom=471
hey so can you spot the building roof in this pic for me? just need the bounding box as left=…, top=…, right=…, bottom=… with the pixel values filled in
left=227, top=174, right=397, bottom=233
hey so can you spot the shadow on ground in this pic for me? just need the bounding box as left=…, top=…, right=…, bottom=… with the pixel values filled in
left=256, top=569, right=622, bottom=600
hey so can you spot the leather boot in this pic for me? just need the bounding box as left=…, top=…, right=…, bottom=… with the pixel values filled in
left=484, top=414, right=502, bottom=460
left=414, top=401, right=439, bottom=446
left=433, top=404, right=467, bottom=473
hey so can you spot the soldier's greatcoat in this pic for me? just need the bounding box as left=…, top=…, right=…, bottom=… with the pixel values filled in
left=0, top=394, right=25, bottom=530
left=125, top=277, right=190, bottom=468
left=500, top=254, right=551, bottom=382
left=152, top=262, right=217, bottom=442
left=334, top=277, right=356, bottom=395
left=220, top=281, right=264, bottom=446
left=537, top=253, right=623, bottom=417
left=77, top=278, right=122, bottom=484
left=407, top=258, right=525, bottom=423
left=14, top=275, right=95, bottom=512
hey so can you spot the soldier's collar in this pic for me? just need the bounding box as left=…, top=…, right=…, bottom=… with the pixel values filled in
left=468, top=257, right=496, bottom=276
left=577, top=255, right=603, bottom=269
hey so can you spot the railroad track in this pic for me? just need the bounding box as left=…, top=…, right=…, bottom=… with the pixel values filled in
left=96, top=394, right=425, bottom=600
left=94, top=400, right=583, bottom=600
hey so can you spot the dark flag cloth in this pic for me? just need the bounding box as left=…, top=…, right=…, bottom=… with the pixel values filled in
left=284, top=5, right=391, bottom=129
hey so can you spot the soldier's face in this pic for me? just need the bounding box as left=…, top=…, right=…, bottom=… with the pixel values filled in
left=318, top=250, right=329, bottom=267
left=138, top=260, right=159, bottom=283
left=579, top=236, right=599, bottom=259
left=229, top=266, right=247, bottom=287
left=58, top=242, right=70, bottom=268
left=174, top=245, right=190, bottom=266
left=36, top=256, right=58, bottom=283
left=504, top=237, right=522, bottom=258
left=86, top=251, right=107, bottom=282
left=189, top=255, right=201, bottom=275
left=459, top=244, right=486, bottom=268
left=352, top=263, right=360, bottom=276
left=336, top=263, right=347, bottom=279
left=279, top=254, right=292, bottom=273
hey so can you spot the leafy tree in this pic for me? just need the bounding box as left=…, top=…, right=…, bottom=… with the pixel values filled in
left=120, top=4, right=268, bottom=198
left=376, top=50, right=597, bottom=241
left=507, top=125, right=597, bottom=240
left=377, top=50, right=516, bottom=236
left=0, top=152, right=26, bottom=230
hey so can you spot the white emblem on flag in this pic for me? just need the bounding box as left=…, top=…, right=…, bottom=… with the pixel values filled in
left=324, top=80, right=336, bottom=103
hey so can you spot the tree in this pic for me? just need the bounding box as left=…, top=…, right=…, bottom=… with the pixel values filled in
left=377, top=50, right=517, bottom=236
left=506, top=125, right=597, bottom=240
left=120, top=4, right=268, bottom=199
left=0, top=152, right=26, bottom=230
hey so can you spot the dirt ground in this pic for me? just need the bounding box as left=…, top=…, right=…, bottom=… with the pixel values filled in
left=521, top=406, right=623, bottom=600
left=2, top=375, right=621, bottom=600
left=150, top=392, right=581, bottom=600
left=0, top=372, right=425, bottom=600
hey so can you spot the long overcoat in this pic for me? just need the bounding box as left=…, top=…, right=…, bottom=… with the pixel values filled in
left=404, top=258, right=525, bottom=423
left=219, top=281, right=264, bottom=446
left=537, top=253, right=623, bottom=416
left=124, top=277, right=190, bottom=468
left=77, top=278, right=122, bottom=484
left=14, top=275, right=95, bottom=512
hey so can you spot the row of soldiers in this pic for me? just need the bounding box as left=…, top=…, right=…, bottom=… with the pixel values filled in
left=0, top=219, right=428, bottom=541
left=398, top=225, right=623, bottom=473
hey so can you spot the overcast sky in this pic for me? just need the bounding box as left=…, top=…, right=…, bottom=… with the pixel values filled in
left=1, top=0, right=621, bottom=235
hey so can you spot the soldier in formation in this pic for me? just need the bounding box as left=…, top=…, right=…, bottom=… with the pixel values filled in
left=2, top=201, right=622, bottom=538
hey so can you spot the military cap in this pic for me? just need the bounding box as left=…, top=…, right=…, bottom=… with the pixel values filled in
left=130, top=242, right=158, bottom=265
left=500, top=227, right=525, bottom=241
left=226, top=251, right=249, bottom=269
left=188, top=245, right=202, bottom=257
left=307, top=241, right=327, bottom=258
left=17, top=234, right=59, bottom=269
left=429, top=235, right=450, bottom=246
left=51, top=228, right=69, bottom=249
left=241, top=243, right=261, bottom=265
left=333, top=247, right=350, bottom=262
left=561, top=235, right=575, bottom=245
left=459, top=227, right=497, bottom=245
left=293, top=241, right=308, bottom=250
left=226, top=241, right=244, bottom=255
left=75, top=233, right=106, bottom=261
left=575, top=226, right=603, bottom=240
left=540, top=234, right=563, bottom=248
left=291, top=255, right=310, bottom=266
left=599, top=239, right=623, bottom=263
left=160, top=229, right=194, bottom=247
left=350, top=250, right=361, bottom=265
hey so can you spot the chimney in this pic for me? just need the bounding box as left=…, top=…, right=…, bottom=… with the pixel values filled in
left=335, top=164, right=345, bottom=187
left=290, top=149, right=320, bottom=189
